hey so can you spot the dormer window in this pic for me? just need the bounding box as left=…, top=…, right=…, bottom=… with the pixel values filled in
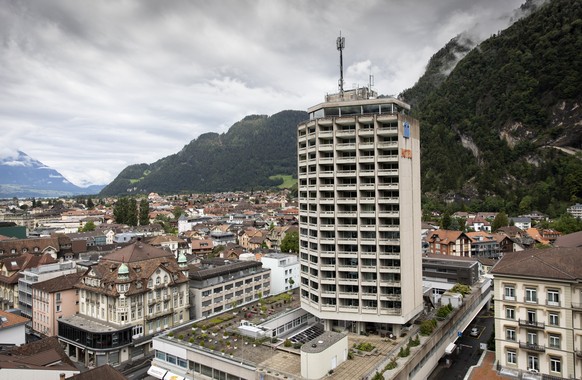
left=148, top=279, right=153, bottom=287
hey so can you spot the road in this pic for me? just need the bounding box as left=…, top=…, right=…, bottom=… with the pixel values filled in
left=428, top=306, right=494, bottom=380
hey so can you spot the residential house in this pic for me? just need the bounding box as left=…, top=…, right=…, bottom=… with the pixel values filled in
left=57, top=241, right=190, bottom=367
left=68, top=364, right=128, bottom=380
left=208, top=230, right=236, bottom=247
left=0, top=310, right=28, bottom=347
left=526, top=228, right=551, bottom=246
left=540, top=229, right=561, bottom=244
left=492, top=232, right=515, bottom=256
left=466, top=215, right=492, bottom=232
left=32, top=272, right=84, bottom=337
left=0, top=236, right=61, bottom=259
left=190, top=238, right=213, bottom=256
left=0, top=336, right=79, bottom=379
left=567, top=203, right=582, bottom=219
left=425, top=230, right=471, bottom=257
left=0, top=253, right=57, bottom=310
left=267, top=225, right=299, bottom=251
left=147, top=235, right=187, bottom=258
left=466, top=231, right=501, bottom=258
left=511, top=217, right=532, bottom=231
left=492, top=247, right=582, bottom=379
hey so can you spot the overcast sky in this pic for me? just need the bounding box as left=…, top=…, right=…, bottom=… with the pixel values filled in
left=1, top=0, right=525, bottom=187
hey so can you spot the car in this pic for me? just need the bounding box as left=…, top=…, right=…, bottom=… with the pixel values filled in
left=469, top=327, right=479, bottom=337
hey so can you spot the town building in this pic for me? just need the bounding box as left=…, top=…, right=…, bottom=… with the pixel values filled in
left=566, top=203, right=582, bottom=219
left=32, top=271, right=84, bottom=337
left=297, top=85, right=423, bottom=336
left=492, top=247, right=582, bottom=379
left=18, top=260, right=78, bottom=319
left=425, top=230, right=472, bottom=257
left=0, top=336, right=79, bottom=379
left=188, top=258, right=270, bottom=320
left=260, top=253, right=300, bottom=295
left=466, top=231, right=501, bottom=258
left=0, top=309, right=28, bottom=347
left=57, top=240, right=190, bottom=367
left=0, top=253, right=57, bottom=310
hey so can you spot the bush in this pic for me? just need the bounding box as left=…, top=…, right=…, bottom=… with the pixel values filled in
left=398, top=346, right=410, bottom=357
left=372, top=372, right=384, bottom=380
left=355, top=342, right=375, bottom=352
left=420, top=319, right=437, bottom=336
left=293, top=343, right=302, bottom=349
left=284, top=339, right=292, bottom=347
left=385, top=357, right=398, bottom=370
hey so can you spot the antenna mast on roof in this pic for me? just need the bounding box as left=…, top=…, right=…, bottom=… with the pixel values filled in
left=337, top=32, right=345, bottom=99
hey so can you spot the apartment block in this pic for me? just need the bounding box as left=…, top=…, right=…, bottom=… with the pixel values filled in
left=297, top=87, right=423, bottom=335
left=492, top=247, right=582, bottom=379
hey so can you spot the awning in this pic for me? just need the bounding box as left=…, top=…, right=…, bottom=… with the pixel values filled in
left=445, top=343, right=456, bottom=355
left=164, top=371, right=185, bottom=380
left=147, top=365, right=167, bottom=379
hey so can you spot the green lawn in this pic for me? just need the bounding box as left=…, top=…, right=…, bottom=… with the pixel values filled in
left=269, top=175, right=297, bottom=188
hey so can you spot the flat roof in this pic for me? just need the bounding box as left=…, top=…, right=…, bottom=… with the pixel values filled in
left=59, top=314, right=129, bottom=333
left=301, top=331, right=345, bottom=354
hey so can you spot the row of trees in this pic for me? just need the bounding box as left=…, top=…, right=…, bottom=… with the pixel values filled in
left=113, top=197, right=150, bottom=226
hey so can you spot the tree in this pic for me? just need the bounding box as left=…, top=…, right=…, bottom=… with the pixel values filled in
left=491, top=211, right=509, bottom=231
left=127, top=198, right=138, bottom=226
left=113, top=197, right=129, bottom=224
left=440, top=211, right=452, bottom=230
left=139, top=198, right=150, bottom=226
left=280, top=231, right=299, bottom=253
left=80, top=221, right=96, bottom=232
left=87, top=197, right=95, bottom=209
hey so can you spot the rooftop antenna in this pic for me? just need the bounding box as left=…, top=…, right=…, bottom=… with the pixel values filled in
left=369, top=70, right=375, bottom=99
left=337, top=32, right=345, bottom=99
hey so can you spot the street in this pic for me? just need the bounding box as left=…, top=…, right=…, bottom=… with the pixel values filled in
left=428, top=306, right=494, bottom=380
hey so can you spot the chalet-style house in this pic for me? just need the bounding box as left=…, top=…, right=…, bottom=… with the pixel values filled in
left=425, top=230, right=471, bottom=257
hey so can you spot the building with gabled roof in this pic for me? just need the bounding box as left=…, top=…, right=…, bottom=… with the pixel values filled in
left=425, top=230, right=471, bottom=257
left=492, top=247, right=582, bottom=379
left=57, top=240, right=190, bottom=367
left=0, top=310, right=29, bottom=347
left=0, top=253, right=57, bottom=309
left=0, top=336, right=79, bottom=379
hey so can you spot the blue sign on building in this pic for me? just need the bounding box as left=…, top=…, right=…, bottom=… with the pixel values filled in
left=403, top=121, right=410, bottom=139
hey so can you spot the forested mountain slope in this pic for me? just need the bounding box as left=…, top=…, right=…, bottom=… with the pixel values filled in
left=100, top=110, right=307, bottom=195
left=401, top=0, right=582, bottom=215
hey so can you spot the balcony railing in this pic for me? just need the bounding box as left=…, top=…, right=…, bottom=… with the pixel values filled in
left=519, top=341, right=545, bottom=352
left=518, top=319, right=545, bottom=330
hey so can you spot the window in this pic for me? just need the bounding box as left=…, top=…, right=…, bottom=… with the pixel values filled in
left=504, top=286, right=515, bottom=300
left=528, top=355, right=539, bottom=372
left=56, top=305, right=61, bottom=312
left=527, top=332, right=537, bottom=345
left=527, top=310, right=537, bottom=324
left=506, top=328, right=516, bottom=341
left=506, top=307, right=515, bottom=320
left=549, top=334, right=560, bottom=349
left=547, top=290, right=560, bottom=306
left=550, top=357, right=561, bottom=373
left=507, top=350, right=517, bottom=365
left=549, top=313, right=559, bottom=326
left=525, top=288, right=537, bottom=303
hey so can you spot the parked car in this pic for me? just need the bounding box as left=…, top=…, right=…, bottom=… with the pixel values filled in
left=469, top=327, right=479, bottom=337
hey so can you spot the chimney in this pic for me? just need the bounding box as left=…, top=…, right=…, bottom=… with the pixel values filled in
left=60, top=374, right=66, bottom=380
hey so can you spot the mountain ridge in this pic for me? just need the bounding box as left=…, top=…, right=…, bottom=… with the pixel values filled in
left=0, top=151, right=104, bottom=198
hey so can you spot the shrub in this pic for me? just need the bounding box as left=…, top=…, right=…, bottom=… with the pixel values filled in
left=293, top=342, right=302, bottom=349
left=398, top=346, right=410, bottom=357
left=178, top=334, right=184, bottom=340
left=355, top=342, right=375, bottom=352
left=372, top=372, right=384, bottom=380
left=385, top=357, right=398, bottom=370
left=420, top=320, right=436, bottom=336
left=189, top=337, right=195, bottom=343
left=284, top=339, right=292, bottom=347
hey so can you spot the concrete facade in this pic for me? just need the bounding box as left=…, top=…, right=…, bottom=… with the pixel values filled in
left=297, top=88, right=423, bottom=335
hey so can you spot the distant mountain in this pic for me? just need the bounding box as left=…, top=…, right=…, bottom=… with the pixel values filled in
left=100, top=110, right=308, bottom=195
left=0, top=151, right=104, bottom=198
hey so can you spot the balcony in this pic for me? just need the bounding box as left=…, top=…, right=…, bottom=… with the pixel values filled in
left=518, top=319, right=545, bottom=330
left=572, top=302, right=582, bottom=310
left=576, top=350, right=582, bottom=359
left=519, top=341, right=545, bottom=352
